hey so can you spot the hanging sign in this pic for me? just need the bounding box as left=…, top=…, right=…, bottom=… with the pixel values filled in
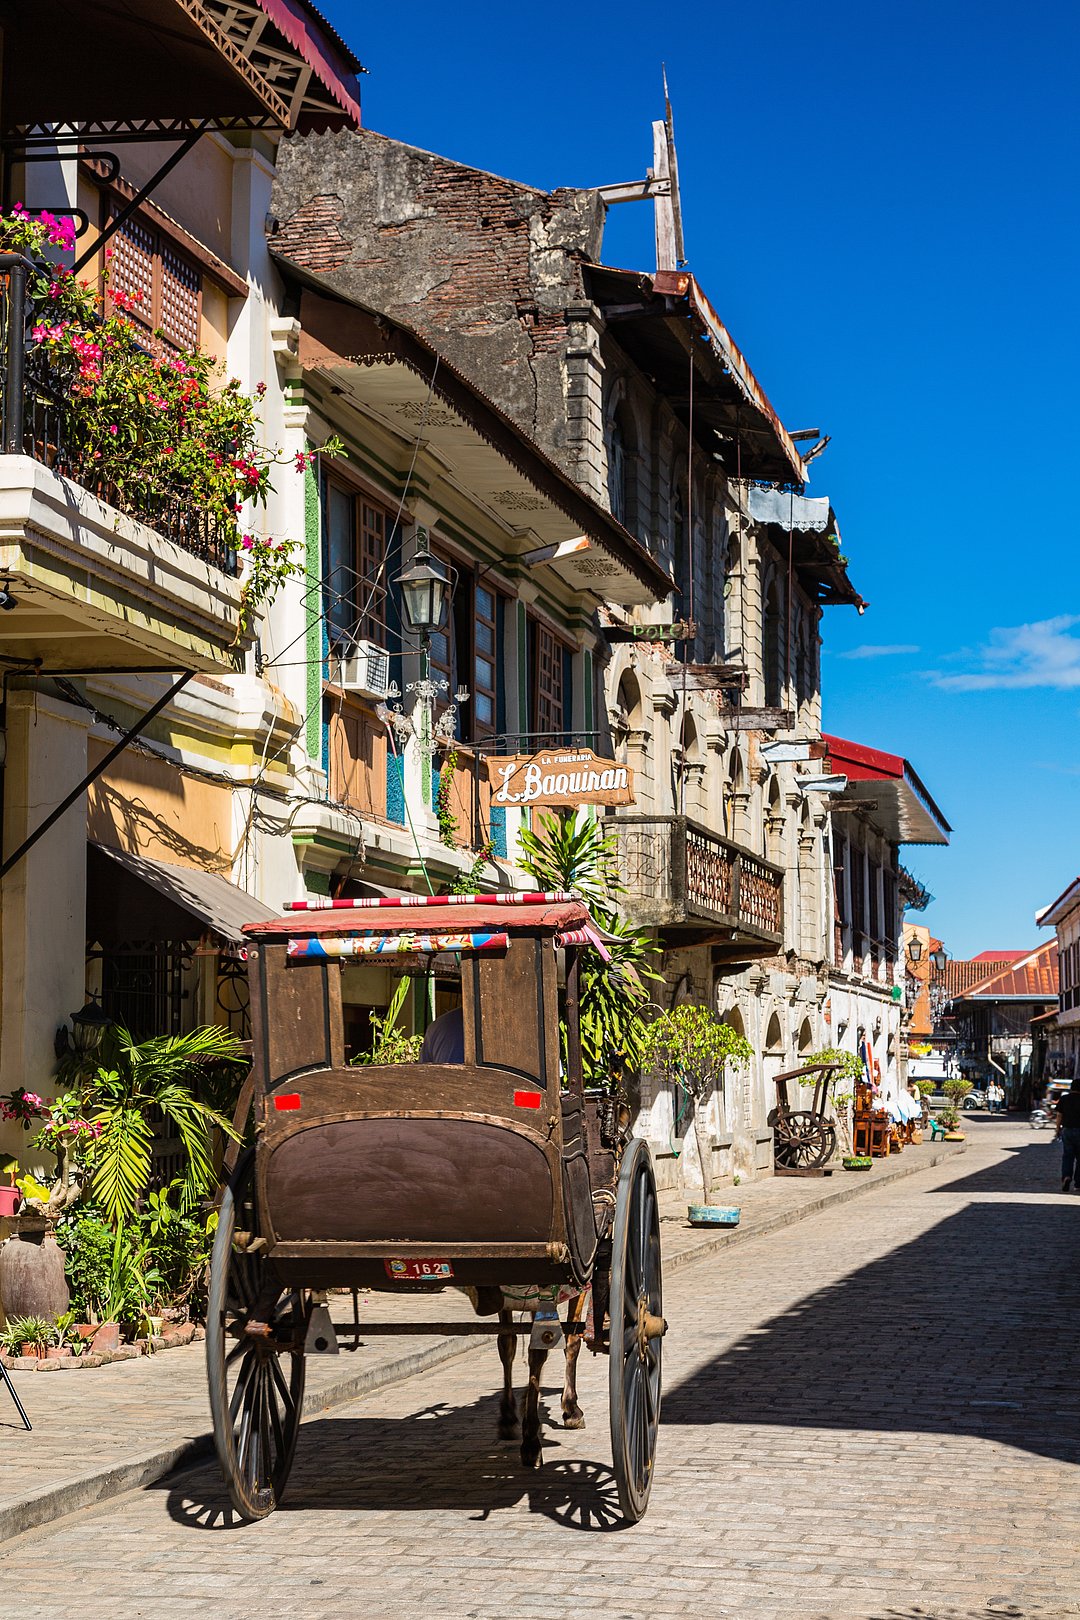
left=605, top=621, right=696, bottom=644
left=489, top=748, right=635, bottom=808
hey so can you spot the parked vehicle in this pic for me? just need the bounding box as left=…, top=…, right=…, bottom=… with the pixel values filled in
left=962, top=1089, right=988, bottom=1111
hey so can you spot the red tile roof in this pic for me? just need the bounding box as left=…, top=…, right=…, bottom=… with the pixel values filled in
left=972, top=949, right=1029, bottom=962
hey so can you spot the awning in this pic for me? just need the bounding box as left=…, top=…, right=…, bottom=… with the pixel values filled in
left=3, top=0, right=362, bottom=137
left=747, top=487, right=865, bottom=610
left=89, top=843, right=279, bottom=944
left=823, top=734, right=951, bottom=846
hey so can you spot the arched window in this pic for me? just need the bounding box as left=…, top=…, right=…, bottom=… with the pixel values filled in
left=607, top=416, right=627, bottom=524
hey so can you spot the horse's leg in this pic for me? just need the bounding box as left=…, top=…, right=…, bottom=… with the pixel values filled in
left=561, top=1291, right=587, bottom=1430
left=496, top=1310, right=519, bottom=1439
left=520, top=1340, right=548, bottom=1469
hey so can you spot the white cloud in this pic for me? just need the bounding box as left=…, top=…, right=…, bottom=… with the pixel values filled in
left=839, top=643, right=921, bottom=660
left=931, top=615, right=1080, bottom=691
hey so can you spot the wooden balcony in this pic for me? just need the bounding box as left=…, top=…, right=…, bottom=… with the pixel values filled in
left=606, top=814, right=784, bottom=954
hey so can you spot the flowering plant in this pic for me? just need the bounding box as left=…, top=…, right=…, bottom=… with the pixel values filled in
left=0, top=208, right=342, bottom=637
left=0, top=1088, right=47, bottom=1128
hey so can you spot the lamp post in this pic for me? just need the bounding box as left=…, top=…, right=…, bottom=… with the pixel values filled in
left=906, top=937, right=923, bottom=963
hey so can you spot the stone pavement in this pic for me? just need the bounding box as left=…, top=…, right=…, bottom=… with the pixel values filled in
left=0, top=1133, right=962, bottom=1545
left=4, top=1123, right=1074, bottom=1615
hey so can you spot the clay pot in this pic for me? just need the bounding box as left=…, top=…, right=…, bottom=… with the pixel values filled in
left=90, top=1321, right=120, bottom=1355
left=0, top=1227, right=70, bottom=1322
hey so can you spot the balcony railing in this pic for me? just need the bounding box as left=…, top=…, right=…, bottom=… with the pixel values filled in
left=606, top=814, right=784, bottom=945
left=0, top=254, right=238, bottom=576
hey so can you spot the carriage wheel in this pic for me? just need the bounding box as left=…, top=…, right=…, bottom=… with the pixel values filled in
left=608, top=1137, right=665, bottom=1523
left=775, top=1111, right=836, bottom=1170
left=206, top=1150, right=309, bottom=1521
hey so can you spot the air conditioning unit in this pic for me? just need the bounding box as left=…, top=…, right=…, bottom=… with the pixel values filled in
left=336, top=640, right=391, bottom=701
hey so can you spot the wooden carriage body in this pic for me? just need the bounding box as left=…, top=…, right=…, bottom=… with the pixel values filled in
left=241, top=898, right=613, bottom=1295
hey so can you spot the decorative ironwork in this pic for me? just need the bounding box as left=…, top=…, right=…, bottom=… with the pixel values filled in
left=215, top=954, right=252, bottom=1041
left=607, top=815, right=783, bottom=942
left=0, top=256, right=239, bottom=575
left=685, top=826, right=734, bottom=917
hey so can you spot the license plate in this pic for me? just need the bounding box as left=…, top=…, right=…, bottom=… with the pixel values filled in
left=384, top=1258, right=454, bottom=1281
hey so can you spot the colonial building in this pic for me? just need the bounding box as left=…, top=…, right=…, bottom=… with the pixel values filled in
left=823, top=736, right=950, bottom=1104
left=1037, top=878, right=1080, bottom=1083
left=0, top=0, right=366, bottom=1167
left=946, top=943, right=1059, bottom=1103
left=266, top=127, right=878, bottom=1189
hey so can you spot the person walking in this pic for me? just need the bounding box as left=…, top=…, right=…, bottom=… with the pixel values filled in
left=1054, top=1078, right=1080, bottom=1192
left=987, top=1080, right=1003, bottom=1115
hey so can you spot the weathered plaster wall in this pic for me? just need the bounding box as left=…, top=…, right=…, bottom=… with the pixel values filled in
left=271, top=129, right=604, bottom=465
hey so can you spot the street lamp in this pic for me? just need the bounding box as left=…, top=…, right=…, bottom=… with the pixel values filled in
left=907, top=937, right=923, bottom=963
left=380, top=531, right=467, bottom=760
left=394, top=529, right=449, bottom=639
left=55, top=994, right=111, bottom=1060
left=930, top=947, right=947, bottom=973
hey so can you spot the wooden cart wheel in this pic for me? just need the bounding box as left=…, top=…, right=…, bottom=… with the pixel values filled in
left=206, top=1150, right=309, bottom=1521
left=775, top=1111, right=836, bottom=1170
left=608, top=1136, right=665, bottom=1522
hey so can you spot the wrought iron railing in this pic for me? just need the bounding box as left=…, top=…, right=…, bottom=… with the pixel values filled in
left=606, top=814, right=784, bottom=942
left=0, top=253, right=239, bottom=576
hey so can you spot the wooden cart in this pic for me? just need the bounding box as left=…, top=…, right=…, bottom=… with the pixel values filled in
left=768, top=1062, right=840, bottom=1173
left=206, top=893, right=666, bottom=1524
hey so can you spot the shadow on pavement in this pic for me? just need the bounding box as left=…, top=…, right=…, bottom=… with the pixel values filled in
left=164, top=1389, right=626, bottom=1534
left=926, top=1139, right=1062, bottom=1194
left=662, top=1139, right=1080, bottom=1468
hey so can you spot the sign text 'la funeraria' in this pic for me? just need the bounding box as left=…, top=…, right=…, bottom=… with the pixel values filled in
left=489, top=748, right=635, bottom=808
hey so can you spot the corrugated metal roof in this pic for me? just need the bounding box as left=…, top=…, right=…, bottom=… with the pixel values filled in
left=957, top=942, right=1059, bottom=1003
left=92, top=843, right=279, bottom=944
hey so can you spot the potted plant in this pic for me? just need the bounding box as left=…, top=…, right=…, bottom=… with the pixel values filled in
left=640, top=1004, right=753, bottom=1224
left=0, top=1313, right=53, bottom=1359
left=842, top=1155, right=873, bottom=1171
left=0, top=1157, right=19, bottom=1218
left=939, top=1105, right=965, bottom=1140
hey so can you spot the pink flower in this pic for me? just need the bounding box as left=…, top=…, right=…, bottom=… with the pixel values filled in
left=255, top=381, right=267, bottom=398
left=108, top=424, right=118, bottom=436
left=241, top=534, right=255, bottom=550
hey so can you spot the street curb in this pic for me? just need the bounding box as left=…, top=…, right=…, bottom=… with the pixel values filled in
left=0, top=1332, right=482, bottom=1545
left=662, top=1142, right=967, bottom=1276
left=0, top=1141, right=965, bottom=1544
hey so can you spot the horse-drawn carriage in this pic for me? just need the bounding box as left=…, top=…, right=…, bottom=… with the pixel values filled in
left=206, top=892, right=666, bottom=1524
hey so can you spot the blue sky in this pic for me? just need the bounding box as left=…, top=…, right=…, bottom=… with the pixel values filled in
left=321, top=0, right=1080, bottom=955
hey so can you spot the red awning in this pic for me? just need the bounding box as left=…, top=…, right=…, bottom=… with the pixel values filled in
left=251, top=0, right=363, bottom=128
left=824, top=734, right=950, bottom=846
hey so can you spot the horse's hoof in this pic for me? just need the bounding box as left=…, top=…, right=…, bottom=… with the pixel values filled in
left=562, top=1412, right=585, bottom=1430
left=520, top=1440, right=543, bottom=1470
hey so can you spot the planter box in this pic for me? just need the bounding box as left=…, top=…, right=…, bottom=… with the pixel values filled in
left=686, top=1204, right=741, bottom=1228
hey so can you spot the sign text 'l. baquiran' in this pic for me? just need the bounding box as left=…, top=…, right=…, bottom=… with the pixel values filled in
left=489, top=748, right=635, bottom=808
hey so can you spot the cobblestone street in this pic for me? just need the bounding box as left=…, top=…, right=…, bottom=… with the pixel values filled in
left=3, top=1119, right=1078, bottom=1619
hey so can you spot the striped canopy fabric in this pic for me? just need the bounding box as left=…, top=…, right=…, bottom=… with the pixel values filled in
left=286, top=931, right=510, bottom=961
